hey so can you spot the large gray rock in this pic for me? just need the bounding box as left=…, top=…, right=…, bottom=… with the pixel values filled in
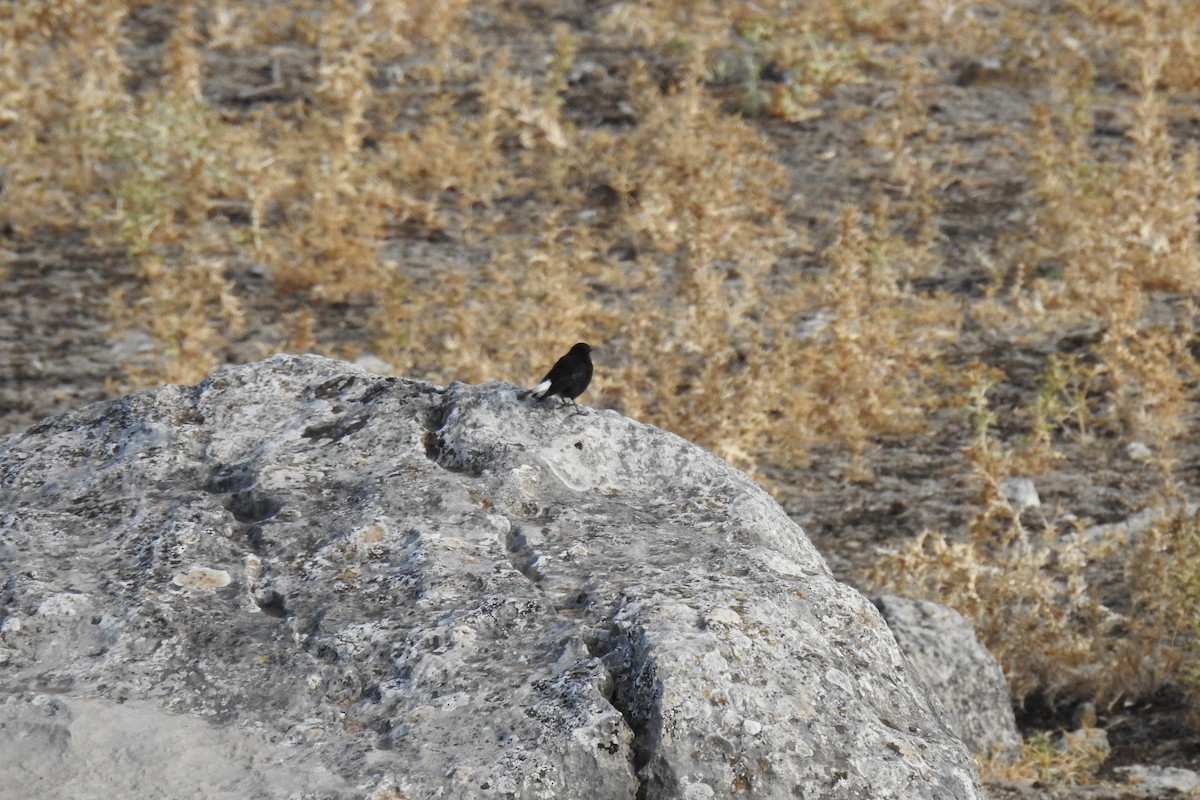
left=873, top=594, right=1022, bottom=761
left=0, top=354, right=982, bottom=799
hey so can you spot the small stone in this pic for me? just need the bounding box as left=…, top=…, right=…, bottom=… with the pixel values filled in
left=35, top=593, right=91, bottom=617
left=999, top=477, right=1040, bottom=512
left=171, top=566, right=232, bottom=592
left=1070, top=701, right=1097, bottom=730
left=1126, top=441, right=1153, bottom=462
left=1056, top=726, right=1110, bottom=759
left=1114, top=764, right=1200, bottom=794
left=353, top=354, right=393, bottom=375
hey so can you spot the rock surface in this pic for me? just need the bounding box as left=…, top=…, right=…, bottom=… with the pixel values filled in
left=873, top=594, right=1023, bottom=761
left=1112, top=765, right=1200, bottom=796
left=0, top=354, right=983, bottom=799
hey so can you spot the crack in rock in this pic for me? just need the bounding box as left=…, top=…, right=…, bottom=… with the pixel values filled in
left=421, top=389, right=486, bottom=476
left=586, top=622, right=661, bottom=799
left=503, top=524, right=545, bottom=585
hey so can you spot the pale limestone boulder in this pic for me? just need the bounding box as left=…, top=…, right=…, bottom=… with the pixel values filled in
left=874, top=594, right=1022, bottom=762
left=0, top=354, right=982, bottom=799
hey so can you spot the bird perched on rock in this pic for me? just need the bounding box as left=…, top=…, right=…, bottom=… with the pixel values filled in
left=522, top=342, right=593, bottom=407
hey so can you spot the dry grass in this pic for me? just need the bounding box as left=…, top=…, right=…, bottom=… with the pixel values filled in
left=981, top=727, right=1112, bottom=786
left=6, top=0, right=1200, bottom=759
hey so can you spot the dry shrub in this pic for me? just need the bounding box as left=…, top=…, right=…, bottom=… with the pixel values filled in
left=563, top=72, right=800, bottom=469
left=1016, top=353, right=1094, bottom=473
left=872, top=348, right=1200, bottom=711
left=263, top=39, right=392, bottom=299
left=595, top=1, right=731, bottom=51
left=1, top=0, right=473, bottom=383
left=0, top=1, right=130, bottom=229
left=1073, top=0, right=1200, bottom=91
left=370, top=41, right=610, bottom=379
left=983, top=729, right=1110, bottom=786
left=375, top=54, right=801, bottom=471
left=1039, top=112, right=1199, bottom=299
left=717, top=5, right=871, bottom=119
left=1095, top=321, right=1196, bottom=445
left=859, top=55, right=945, bottom=274
left=0, top=2, right=246, bottom=383
left=1021, top=21, right=1200, bottom=544
left=732, top=0, right=946, bottom=47
left=2, top=0, right=946, bottom=464
left=365, top=4, right=951, bottom=469
left=376, top=216, right=618, bottom=389
left=779, top=204, right=948, bottom=459
left=869, top=366, right=1160, bottom=706
left=243, top=0, right=429, bottom=301
left=1126, top=493, right=1200, bottom=694
left=1024, top=29, right=1200, bottom=314
left=866, top=13, right=1200, bottom=707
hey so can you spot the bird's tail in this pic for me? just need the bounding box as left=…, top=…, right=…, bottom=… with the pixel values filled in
left=520, top=379, right=552, bottom=400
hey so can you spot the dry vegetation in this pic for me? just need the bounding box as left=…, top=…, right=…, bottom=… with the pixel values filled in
left=5, top=0, right=1200, bottom=787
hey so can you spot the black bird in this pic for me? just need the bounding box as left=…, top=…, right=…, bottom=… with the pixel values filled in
left=523, top=342, right=593, bottom=407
